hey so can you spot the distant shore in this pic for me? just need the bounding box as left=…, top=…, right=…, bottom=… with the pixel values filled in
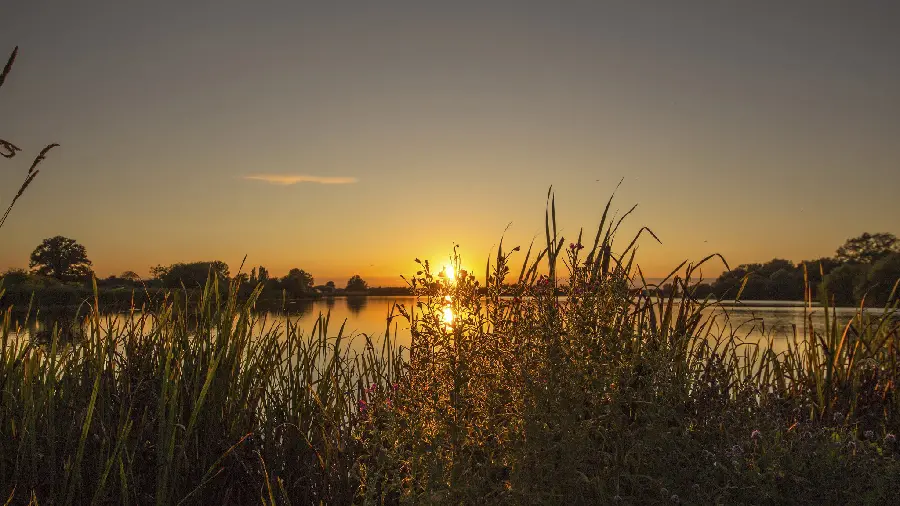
left=0, top=283, right=414, bottom=314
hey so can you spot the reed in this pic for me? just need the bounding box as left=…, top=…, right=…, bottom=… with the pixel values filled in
left=0, top=46, right=59, bottom=231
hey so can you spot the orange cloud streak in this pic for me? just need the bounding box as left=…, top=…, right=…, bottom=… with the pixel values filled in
left=243, top=174, right=358, bottom=185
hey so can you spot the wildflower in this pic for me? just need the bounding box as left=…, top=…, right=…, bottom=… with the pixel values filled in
left=864, top=430, right=875, bottom=440
left=885, top=434, right=896, bottom=444
left=358, top=399, right=368, bottom=413
left=751, top=429, right=761, bottom=441
left=833, top=411, right=843, bottom=422
left=569, top=242, right=576, bottom=250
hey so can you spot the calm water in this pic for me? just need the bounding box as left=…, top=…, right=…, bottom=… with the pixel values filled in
left=14, top=296, right=890, bottom=355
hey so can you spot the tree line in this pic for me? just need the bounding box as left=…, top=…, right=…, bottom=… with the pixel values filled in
left=679, top=233, right=900, bottom=306
left=4, top=233, right=899, bottom=306
left=1, top=235, right=373, bottom=299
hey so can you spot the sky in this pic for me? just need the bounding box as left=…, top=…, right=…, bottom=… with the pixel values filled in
left=2, top=1, right=899, bottom=286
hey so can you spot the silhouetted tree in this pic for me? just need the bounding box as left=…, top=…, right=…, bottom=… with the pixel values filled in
left=768, top=268, right=803, bottom=300
left=29, top=236, right=93, bottom=281
left=0, top=268, right=29, bottom=286
left=865, top=253, right=900, bottom=306
left=150, top=264, right=166, bottom=280
left=120, top=270, right=141, bottom=282
left=822, top=263, right=869, bottom=306
left=799, top=257, right=842, bottom=297
left=154, top=261, right=229, bottom=288
left=835, top=233, right=898, bottom=264
left=346, top=275, right=368, bottom=292
left=282, top=268, right=314, bottom=297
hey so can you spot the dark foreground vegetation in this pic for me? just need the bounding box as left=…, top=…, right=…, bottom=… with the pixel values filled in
left=2, top=195, right=899, bottom=505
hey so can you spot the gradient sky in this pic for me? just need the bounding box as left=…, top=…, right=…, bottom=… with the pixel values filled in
left=2, top=1, right=899, bottom=286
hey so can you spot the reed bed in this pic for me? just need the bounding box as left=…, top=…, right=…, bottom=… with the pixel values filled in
left=2, top=193, right=899, bottom=504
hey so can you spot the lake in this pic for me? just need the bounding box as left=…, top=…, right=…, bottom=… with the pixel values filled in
left=14, top=296, right=889, bottom=356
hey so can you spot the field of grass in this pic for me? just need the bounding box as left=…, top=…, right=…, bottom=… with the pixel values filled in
left=2, top=194, right=900, bottom=504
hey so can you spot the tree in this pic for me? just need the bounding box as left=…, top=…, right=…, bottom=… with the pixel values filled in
left=154, top=261, right=229, bottom=288
left=282, top=268, right=314, bottom=297
left=822, top=263, right=869, bottom=306
left=346, top=275, right=368, bottom=292
left=150, top=264, right=167, bottom=280
left=835, top=233, right=898, bottom=264
left=29, top=236, right=93, bottom=281
left=865, top=253, right=900, bottom=306
left=0, top=268, right=29, bottom=286
left=768, top=267, right=803, bottom=300
left=120, top=270, right=141, bottom=282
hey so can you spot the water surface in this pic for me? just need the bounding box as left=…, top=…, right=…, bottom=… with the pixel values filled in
left=14, top=296, right=890, bottom=355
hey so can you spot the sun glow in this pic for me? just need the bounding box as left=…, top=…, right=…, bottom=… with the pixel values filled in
left=441, top=264, right=456, bottom=282
left=442, top=306, right=455, bottom=325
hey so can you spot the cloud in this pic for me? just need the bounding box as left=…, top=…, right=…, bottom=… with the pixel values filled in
left=243, top=174, right=358, bottom=185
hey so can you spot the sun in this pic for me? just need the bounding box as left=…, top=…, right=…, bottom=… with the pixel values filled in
left=441, top=264, right=456, bottom=282
left=442, top=306, right=455, bottom=325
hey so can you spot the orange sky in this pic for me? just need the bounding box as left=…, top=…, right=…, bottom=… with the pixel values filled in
left=2, top=2, right=899, bottom=286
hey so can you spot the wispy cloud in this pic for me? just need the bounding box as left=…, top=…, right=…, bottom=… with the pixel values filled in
left=243, top=174, right=359, bottom=185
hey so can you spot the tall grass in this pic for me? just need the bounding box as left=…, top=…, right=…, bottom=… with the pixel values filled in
left=2, top=192, right=899, bottom=504
left=1, top=278, right=402, bottom=504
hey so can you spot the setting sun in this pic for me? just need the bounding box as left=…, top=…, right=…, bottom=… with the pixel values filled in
left=441, top=265, right=455, bottom=282
left=442, top=306, right=454, bottom=325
